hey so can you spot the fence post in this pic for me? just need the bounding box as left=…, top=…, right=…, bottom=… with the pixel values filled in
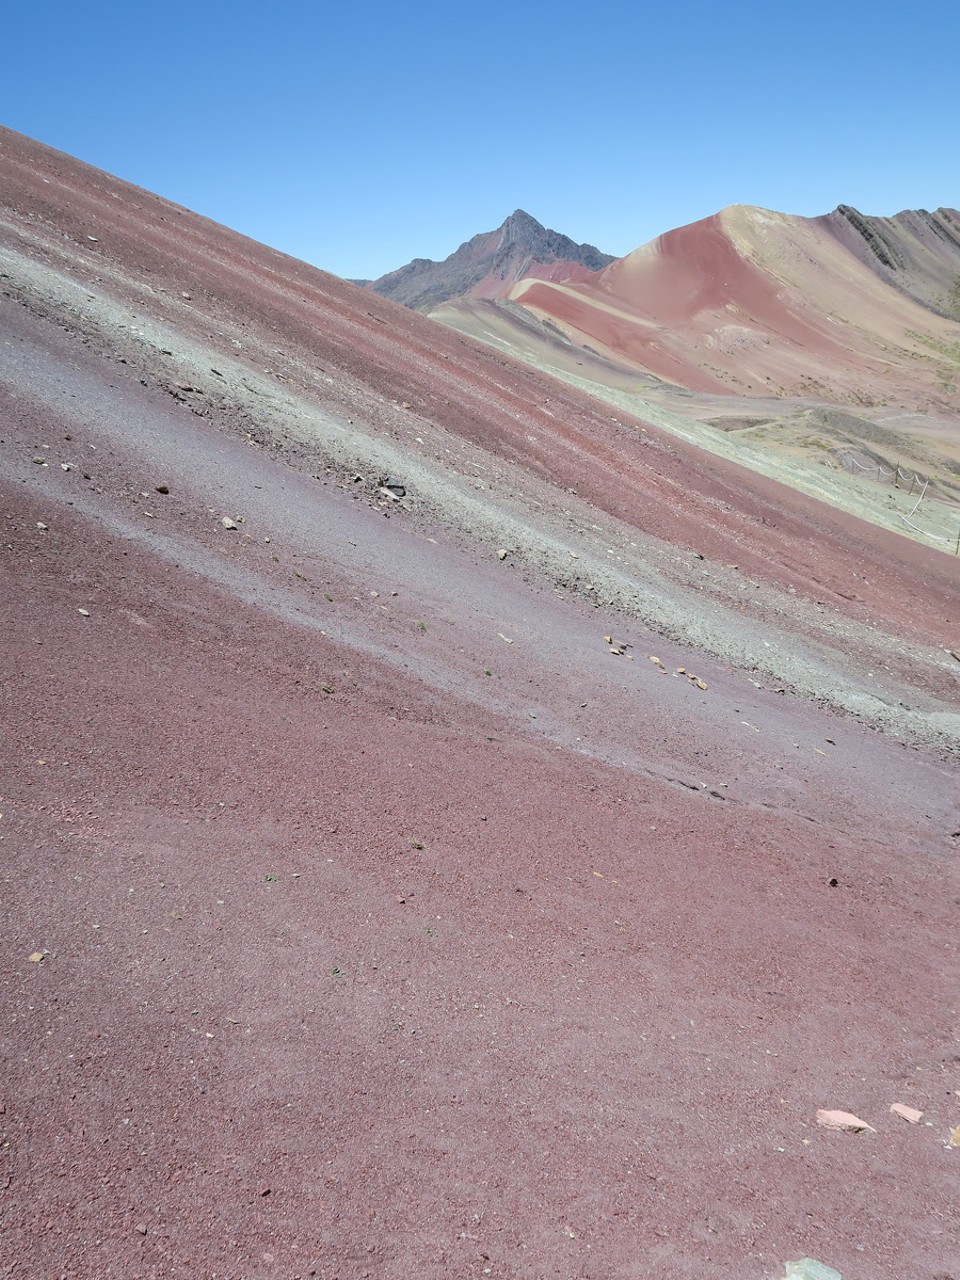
left=906, top=480, right=929, bottom=518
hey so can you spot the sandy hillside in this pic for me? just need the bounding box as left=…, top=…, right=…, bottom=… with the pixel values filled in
left=508, top=205, right=960, bottom=411
left=1, top=128, right=958, bottom=1279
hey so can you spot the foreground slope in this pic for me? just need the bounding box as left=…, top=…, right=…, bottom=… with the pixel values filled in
left=1, top=129, right=959, bottom=1278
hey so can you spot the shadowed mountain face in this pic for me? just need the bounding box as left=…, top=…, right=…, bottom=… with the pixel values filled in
left=821, top=204, right=960, bottom=317
left=368, top=209, right=614, bottom=311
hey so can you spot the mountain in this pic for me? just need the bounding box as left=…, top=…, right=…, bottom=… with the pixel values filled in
left=1, top=127, right=959, bottom=1278
left=821, top=204, right=960, bottom=317
left=368, top=208, right=614, bottom=311
left=499, top=203, right=960, bottom=412
left=427, top=204, right=960, bottom=538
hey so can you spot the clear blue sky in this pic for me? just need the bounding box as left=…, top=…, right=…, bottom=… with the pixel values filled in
left=4, top=1, right=958, bottom=279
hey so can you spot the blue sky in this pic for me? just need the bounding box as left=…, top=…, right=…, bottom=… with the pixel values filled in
left=4, top=1, right=958, bottom=279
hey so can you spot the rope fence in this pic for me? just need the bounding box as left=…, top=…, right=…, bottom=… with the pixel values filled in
left=840, top=450, right=960, bottom=552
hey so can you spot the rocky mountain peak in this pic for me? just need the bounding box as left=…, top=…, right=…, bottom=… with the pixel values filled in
left=369, top=211, right=614, bottom=312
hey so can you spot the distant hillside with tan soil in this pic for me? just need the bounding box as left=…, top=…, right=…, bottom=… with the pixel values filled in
left=507, top=204, right=960, bottom=411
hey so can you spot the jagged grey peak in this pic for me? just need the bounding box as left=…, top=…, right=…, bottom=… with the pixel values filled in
left=369, top=210, right=615, bottom=312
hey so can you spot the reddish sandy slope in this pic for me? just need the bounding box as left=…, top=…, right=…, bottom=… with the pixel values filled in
left=510, top=205, right=960, bottom=412
left=1, top=129, right=959, bottom=1279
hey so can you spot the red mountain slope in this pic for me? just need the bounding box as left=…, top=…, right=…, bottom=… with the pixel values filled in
left=510, top=204, right=960, bottom=410
left=1, top=128, right=958, bottom=1279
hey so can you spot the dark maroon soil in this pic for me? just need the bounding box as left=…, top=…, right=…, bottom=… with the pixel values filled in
left=1, top=129, right=958, bottom=1280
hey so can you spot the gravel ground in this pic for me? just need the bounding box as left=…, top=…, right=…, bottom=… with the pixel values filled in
left=1, top=128, right=958, bottom=1280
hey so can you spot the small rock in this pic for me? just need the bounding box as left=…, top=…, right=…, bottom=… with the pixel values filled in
left=155, top=484, right=170, bottom=495
left=221, top=517, right=238, bottom=530
left=815, top=1108, right=874, bottom=1133
left=78, top=608, right=90, bottom=617
left=135, top=1223, right=147, bottom=1236
left=28, top=951, right=46, bottom=964
left=890, top=1102, right=923, bottom=1124
left=32, top=456, right=48, bottom=466
left=36, top=522, right=47, bottom=530
left=61, top=463, right=72, bottom=472
left=181, top=291, right=192, bottom=300
left=782, top=1260, right=842, bottom=1280
left=497, top=548, right=508, bottom=561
